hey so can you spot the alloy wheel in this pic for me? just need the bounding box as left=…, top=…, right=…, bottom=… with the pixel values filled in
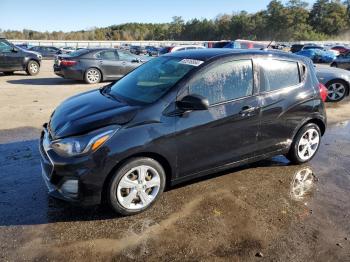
left=116, top=165, right=161, bottom=210
left=86, top=69, right=100, bottom=83
left=29, top=62, right=38, bottom=74
left=297, top=128, right=320, bottom=161
left=327, top=82, right=346, bottom=101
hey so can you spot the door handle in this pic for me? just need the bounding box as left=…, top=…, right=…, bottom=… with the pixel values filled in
left=239, top=106, right=259, bottom=116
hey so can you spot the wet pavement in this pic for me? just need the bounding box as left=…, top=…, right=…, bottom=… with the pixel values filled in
left=0, top=64, right=350, bottom=261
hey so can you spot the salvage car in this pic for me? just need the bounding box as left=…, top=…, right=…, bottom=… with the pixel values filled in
left=0, top=37, right=41, bottom=75
left=54, top=48, right=145, bottom=84
left=316, top=66, right=350, bottom=102
left=40, top=49, right=327, bottom=215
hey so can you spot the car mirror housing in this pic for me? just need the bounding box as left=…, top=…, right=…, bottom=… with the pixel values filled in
left=176, top=94, right=209, bottom=111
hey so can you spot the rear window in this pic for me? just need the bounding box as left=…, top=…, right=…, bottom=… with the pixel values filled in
left=259, top=59, right=300, bottom=92
left=68, top=49, right=89, bottom=57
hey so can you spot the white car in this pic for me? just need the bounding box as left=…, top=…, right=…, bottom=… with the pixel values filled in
left=159, top=45, right=205, bottom=55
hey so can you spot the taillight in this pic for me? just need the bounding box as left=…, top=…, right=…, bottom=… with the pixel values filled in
left=319, top=83, right=328, bottom=102
left=61, top=60, right=77, bottom=67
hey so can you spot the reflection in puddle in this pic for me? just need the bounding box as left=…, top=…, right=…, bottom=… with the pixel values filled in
left=290, top=167, right=317, bottom=201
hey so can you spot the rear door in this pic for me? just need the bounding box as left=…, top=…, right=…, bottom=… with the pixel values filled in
left=255, top=58, right=314, bottom=155
left=175, top=59, right=261, bottom=177
left=95, top=50, right=123, bottom=79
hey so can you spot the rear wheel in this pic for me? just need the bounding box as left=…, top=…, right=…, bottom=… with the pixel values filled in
left=331, top=62, right=338, bottom=68
left=326, top=80, right=348, bottom=102
left=286, top=123, right=321, bottom=164
left=84, top=68, right=101, bottom=84
left=26, top=60, right=40, bottom=76
left=107, top=157, right=166, bottom=216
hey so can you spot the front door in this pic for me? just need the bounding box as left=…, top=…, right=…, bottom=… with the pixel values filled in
left=175, top=59, right=260, bottom=178
left=117, top=50, right=141, bottom=75
left=0, top=41, right=21, bottom=71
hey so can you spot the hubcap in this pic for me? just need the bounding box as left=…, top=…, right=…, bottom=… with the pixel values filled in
left=297, top=128, right=320, bottom=161
left=327, top=83, right=345, bottom=101
left=87, top=69, right=100, bottom=83
left=117, top=165, right=161, bottom=210
left=30, top=63, right=38, bottom=73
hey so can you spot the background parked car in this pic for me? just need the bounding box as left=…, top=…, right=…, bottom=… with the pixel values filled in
left=54, top=48, right=146, bottom=84
left=331, top=45, right=350, bottom=55
left=291, top=44, right=305, bottom=53
left=0, top=37, right=41, bottom=75
left=60, top=46, right=77, bottom=54
left=331, top=51, right=350, bottom=70
left=296, top=49, right=336, bottom=63
left=15, top=43, right=31, bottom=50
left=29, top=46, right=62, bottom=59
left=316, top=66, right=350, bottom=102
left=130, top=45, right=147, bottom=55
left=146, top=46, right=161, bottom=56
left=159, top=45, right=205, bottom=55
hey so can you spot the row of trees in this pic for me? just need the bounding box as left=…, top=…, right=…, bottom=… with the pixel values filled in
left=1, top=0, right=350, bottom=41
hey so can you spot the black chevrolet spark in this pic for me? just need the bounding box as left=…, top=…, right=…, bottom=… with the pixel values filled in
left=40, top=49, right=327, bottom=215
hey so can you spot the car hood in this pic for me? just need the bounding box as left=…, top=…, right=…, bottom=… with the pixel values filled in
left=48, top=89, right=139, bottom=139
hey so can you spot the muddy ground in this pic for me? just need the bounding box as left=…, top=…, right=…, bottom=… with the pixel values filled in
left=0, top=61, right=349, bottom=261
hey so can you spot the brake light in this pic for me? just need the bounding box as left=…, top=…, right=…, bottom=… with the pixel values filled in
left=61, top=60, right=77, bottom=67
left=319, top=83, right=328, bottom=102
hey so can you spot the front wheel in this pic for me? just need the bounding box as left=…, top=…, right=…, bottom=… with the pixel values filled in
left=84, top=68, right=101, bottom=84
left=286, top=123, right=321, bottom=165
left=326, top=80, right=348, bottom=102
left=26, top=60, right=40, bottom=76
left=107, top=157, right=166, bottom=216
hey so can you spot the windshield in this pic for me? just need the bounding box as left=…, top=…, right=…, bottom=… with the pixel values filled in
left=109, top=56, right=200, bottom=104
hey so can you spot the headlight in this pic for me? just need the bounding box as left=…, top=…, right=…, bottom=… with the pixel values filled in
left=50, top=126, right=119, bottom=157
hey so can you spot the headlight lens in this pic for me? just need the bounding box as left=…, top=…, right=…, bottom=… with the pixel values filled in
left=50, top=126, right=119, bottom=157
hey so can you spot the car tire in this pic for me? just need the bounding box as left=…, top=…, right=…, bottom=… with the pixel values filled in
left=331, top=62, right=338, bottom=68
left=26, top=60, right=40, bottom=76
left=3, top=71, right=14, bottom=75
left=286, top=123, right=321, bottom=165
left=84, top=68, right=102, bottom=84
left=326, top=80, right=348, bottom=102
left=107, top=157, right=166, bottom=216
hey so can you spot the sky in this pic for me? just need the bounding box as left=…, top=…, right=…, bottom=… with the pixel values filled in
left=0, top=0, right=315, bottom=32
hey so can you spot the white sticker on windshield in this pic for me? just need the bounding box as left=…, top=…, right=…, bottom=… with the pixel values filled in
left=179, top=59, right=204, bottom=67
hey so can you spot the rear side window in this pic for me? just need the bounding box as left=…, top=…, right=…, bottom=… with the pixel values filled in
left=259, top=59, right=300, bottom=92
left=96, top=50, right=117, bottom=60
left=189, top=60, right=253, bottom=105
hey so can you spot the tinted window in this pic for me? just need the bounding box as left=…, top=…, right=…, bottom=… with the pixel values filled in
left=68, top=49, right=89, bottom=57
left=118, top=50, right=136, bottom=62
left=0, top=41, right=13, bottom=52
left=96, top=50, right=116, bottom=60
left=259, top=59, right=300, bottom=92
left=189, top=60, right=253, bottom=105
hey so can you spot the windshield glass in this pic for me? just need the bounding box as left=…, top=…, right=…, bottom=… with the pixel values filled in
left=109, top=56, right=200, bottom=104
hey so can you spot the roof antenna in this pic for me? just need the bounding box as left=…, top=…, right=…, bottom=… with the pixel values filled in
left=262, top=40, right=274, bottom=50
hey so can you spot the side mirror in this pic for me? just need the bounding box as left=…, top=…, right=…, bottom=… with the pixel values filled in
left=176, top=94, right=209, bottom=111
left=12, top=48, right=18, bottom=53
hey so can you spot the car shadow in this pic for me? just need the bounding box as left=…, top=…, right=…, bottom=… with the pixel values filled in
left=7, top=78, right=85, bottom=86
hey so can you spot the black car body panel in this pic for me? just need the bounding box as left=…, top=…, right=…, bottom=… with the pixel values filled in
left=40, top=49, right=327, bottom=206
left=53, top=48, right=143, bottom=81
left=0, top=38, right=41, bottom=72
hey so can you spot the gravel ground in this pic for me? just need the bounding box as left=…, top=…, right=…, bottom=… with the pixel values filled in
left=0, top=61, right=349, bottom=261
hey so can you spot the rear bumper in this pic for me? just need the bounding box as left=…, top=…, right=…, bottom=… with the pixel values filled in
left=53, top=65, right=84, bottom=80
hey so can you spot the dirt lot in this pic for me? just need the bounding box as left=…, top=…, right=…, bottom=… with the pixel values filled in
left=0, top=61, right=350, bottom=261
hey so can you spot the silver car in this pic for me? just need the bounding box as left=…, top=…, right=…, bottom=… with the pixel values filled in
left=316, top=66, right=350, bottom=102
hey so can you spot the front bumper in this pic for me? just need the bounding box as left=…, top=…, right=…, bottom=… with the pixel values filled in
left=39, top=126, right=109, bottom=206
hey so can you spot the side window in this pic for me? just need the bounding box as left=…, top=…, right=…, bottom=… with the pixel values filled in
left=117, top=50, right=136, bottom=62
left=96, top=51, right=117, bottom=60
left=0, top=41, right=13, bottom=52
left=259, top=59, right=300, bottom=92
left=177, top=48, right=186, bottom=51
left=188, top=60, right=253, bottom=105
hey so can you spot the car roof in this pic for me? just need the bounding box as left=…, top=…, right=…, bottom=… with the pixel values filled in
left=164, top=48, right=308, bottom=63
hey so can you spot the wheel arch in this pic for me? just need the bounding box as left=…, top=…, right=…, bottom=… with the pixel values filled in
left=101, top=152, right=173, bottom=204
